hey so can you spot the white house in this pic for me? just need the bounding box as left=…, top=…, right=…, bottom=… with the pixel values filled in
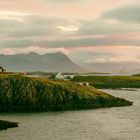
left=55, top=73, right=78, bottom=80
left=55, top=73, right=65, bottom=79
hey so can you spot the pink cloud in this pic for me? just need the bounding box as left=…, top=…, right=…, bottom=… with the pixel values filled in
left=0, top=46, right=70, bottom=55
left=0, top=48, right=15, bottom=55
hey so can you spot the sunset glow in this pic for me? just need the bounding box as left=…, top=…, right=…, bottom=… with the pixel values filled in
left=0, top=0, right=139, bottom=73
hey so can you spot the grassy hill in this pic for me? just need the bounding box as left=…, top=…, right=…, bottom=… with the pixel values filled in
left=72, top=76, right=140, bottom=88
left=0, top=74, right=132, bottom=112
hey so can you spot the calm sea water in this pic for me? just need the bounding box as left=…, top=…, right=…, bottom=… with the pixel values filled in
left=0, top=89, right=140, bottom=140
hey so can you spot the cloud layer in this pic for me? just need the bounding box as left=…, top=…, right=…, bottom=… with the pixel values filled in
left=0, top=0, right=140, bottom=73
left=103, top=5, right=140, bottom=23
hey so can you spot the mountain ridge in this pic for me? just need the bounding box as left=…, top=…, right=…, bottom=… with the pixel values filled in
left=0, top=52, right=84, bottom=72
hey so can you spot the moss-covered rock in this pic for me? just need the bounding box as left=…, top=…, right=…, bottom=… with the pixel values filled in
left=0, top=120, right=18, bottom=130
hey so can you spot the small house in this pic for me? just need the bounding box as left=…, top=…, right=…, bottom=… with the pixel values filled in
left=0, top=66, right=6, bottom=73
left=78, top=82, right=89, bottom=86
left=55, top=72, right=78, bottom=80
left=55, top=73, right=65, bottom=79
left=62, top=72, right=78, bottom=79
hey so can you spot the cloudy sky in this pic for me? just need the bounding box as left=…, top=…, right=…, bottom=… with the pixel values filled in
left=0, top=0, right=140, bottom=73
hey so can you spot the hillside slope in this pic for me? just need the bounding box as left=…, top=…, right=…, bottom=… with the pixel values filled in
left=0, top=52, right=83, bottom=72
left=0, top=75, right=132, bottom=112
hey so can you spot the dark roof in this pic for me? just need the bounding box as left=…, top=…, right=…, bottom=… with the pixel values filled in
left=0, top=66, right=5, bottom=71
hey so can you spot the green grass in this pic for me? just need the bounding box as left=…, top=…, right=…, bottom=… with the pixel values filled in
left=132, top=74, right=140, bottom=76
left=0, top=120, right=18, bottom=130
left=0, top=74, right=132, bottom=112
left=72, top=76, right=140, bottom=88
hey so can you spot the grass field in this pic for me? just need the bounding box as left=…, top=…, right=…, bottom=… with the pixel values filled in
left=72, top=76, right=140, bottom=89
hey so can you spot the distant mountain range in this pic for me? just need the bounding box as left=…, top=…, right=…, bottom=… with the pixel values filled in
left=0, top=52, right=84, bottom=72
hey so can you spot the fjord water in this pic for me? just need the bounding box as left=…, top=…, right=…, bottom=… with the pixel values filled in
left=0, top=89, right=140, bottom=140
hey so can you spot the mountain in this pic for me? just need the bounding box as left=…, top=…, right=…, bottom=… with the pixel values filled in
left=0, top=52, right=83, bottom=72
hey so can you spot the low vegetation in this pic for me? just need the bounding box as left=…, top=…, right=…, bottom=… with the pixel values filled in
left=0, top=74, right=132, bottom=112
left=72, top=76, right=140, bottom=88
left=0, top=120, right=18, bottom=130
left=132, top=74, right=140, bottom=76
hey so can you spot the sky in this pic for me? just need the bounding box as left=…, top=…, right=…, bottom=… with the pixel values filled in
left=0, top=0, right=140, bottom=73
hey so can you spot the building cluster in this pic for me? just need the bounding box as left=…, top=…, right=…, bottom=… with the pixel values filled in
left=0, top=66, right=92, bottom=87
